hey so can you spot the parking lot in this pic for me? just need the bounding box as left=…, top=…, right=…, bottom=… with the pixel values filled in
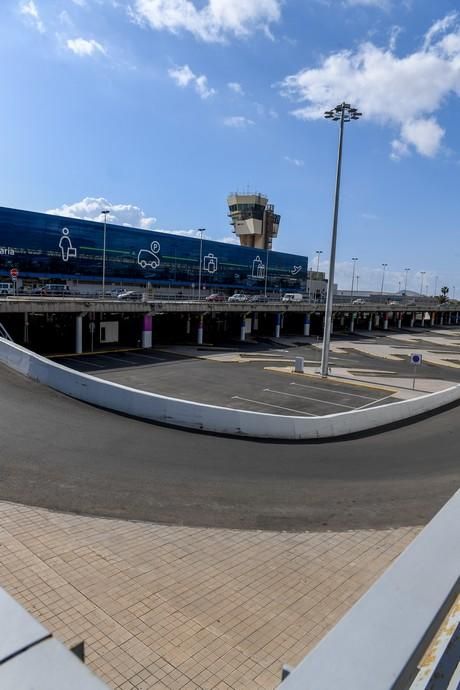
left=54, top=346, right=397, bottom=416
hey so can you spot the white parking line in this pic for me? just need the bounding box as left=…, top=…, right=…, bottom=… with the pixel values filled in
left=231, top=396, right=316, bottom=416
left=289, top=381, right=377, bottom=401
left=264, top=388, right=355, bottom=409
left=355, top=393, right=396, bottom=409
left=101, top=355, right=137, bottom=365
left=67, top=358, right=105, bottom=369
left=129, top=352, right=166, bottom=362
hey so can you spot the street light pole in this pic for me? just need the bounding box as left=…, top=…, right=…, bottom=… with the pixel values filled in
left=320, top=103, right=362, bottom=378
left=380, top=263, right=388, bottom=297
left=420, top=271, right=426, bottom=296
left=404, top=268, right=410, bottom=295
left=350, top=257, right=358, bottom=300
left=101, top=210, right=110, bottom=298
left=264, top=247, right=269, bottom=299
left=312, top=250, right=323, bottom=302
left=197, top=228, right=205, bottom=300
left=434, top=275, right=438, bottom=297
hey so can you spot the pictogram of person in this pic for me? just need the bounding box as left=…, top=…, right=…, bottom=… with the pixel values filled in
left=59, top=227, right=77, bottom=262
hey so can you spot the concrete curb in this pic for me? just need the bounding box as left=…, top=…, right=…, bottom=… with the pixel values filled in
left=1, top=338, right=459, bottom=440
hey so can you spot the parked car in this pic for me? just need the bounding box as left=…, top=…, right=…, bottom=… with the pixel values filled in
left=282, top=293, right=303, bottom=302
left=388, top=301, right=398, bottom=306
left=206, top=293, right=225, bottom=302
left=228, top=293, right=248, bottom=303
left=250, top=295, right=266, bottom=302
left=352, top=298, right=366, bottom=305
left=0, top=282, right=15, bottom=295
left=40, top=284, right=70, bottom=296
left=117, top=290, right=142, bottom=300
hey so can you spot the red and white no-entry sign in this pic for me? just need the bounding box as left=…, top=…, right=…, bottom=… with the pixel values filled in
left=9, top=268, right=18, bottom=279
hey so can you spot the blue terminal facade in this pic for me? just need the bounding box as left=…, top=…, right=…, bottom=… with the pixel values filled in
left=0, top=207, right=308, bottom=292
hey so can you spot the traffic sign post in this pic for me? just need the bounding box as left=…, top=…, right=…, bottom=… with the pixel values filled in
left=9, top=268, right=19, bottom=296
left=410, top=353, right=422, bottom=390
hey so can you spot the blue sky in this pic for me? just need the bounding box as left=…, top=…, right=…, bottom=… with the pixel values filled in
left=2, top=0, right=460, bottom=293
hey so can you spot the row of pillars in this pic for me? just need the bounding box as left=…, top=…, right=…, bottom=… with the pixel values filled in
left=74, top=310, right=460, bottom=353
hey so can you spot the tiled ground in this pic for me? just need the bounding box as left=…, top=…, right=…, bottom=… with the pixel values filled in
left=0, top=501, right=420, bottom=690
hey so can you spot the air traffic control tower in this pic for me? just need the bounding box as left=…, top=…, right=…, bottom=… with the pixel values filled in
left=227, top=193, right=280, bottom=250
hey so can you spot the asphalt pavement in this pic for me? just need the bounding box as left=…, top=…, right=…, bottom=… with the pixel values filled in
left=0, top=364, right=459, bottom=532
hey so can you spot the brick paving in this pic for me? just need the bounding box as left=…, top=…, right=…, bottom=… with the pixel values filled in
left=0, top=501, right=420, bottom=689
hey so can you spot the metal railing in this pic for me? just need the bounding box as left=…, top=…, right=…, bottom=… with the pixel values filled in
left=278, top=490, right=460, bottom=690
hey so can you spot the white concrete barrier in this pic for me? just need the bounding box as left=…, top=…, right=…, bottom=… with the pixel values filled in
left=1, top=338, right=459, bottom=440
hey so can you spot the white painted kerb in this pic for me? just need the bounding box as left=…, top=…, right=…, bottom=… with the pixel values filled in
left=1, top=339, right=459, bottom=440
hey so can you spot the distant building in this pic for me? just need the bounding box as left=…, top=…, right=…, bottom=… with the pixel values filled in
left=227, top=193, right=280, bottom=250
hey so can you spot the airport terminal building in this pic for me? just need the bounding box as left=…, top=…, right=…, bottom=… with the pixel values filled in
left=0, top=207, right=308, bottom=294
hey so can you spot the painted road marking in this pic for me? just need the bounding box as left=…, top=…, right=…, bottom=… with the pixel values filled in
left=64, top=358, right=105, bottom=369
left=264, top=388, right=356, bottom=409
left=100, top=355, right=138, bottom=366
left=127, top=352, right=166, bottom=362
left=231, top=396, right=316, bottom=416
left=355, top=393, right=396, bottom=409
left=289, top=381, right=377, bottom=401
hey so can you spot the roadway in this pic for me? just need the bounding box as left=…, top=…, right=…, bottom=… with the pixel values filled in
left=0, top=364, right=459, bottom=532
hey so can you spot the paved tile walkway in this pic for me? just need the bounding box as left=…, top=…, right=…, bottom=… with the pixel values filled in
left=0, top=502, right=420, bottom=690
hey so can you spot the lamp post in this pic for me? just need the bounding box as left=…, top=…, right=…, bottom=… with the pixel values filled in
left=380, top=263, right=388, bottom=297
left=320, top=103, right=362, bottom=377
left=350, top=257, right=358, bottom=300
left=312, top=250, right=323, bottom=302
left=434, top=275, right=438, bottom=297
left=356, top=274, right=359, bottom=292
left=264, top=246, right=270, bottom=299
left=420, top=271, right=426, bottom=296
left=404, top=268, right=410, bottom=295
left=101, top=210, right=110, bottom=298
left=197, top=228, right=205, bottom=300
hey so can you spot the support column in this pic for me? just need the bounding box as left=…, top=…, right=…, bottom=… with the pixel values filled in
left=440, top=314, right=444, bottom=326
left=448, top=312, right=452, bottom=325
left=303, top=313, right=310, bottom=337
left=76, top=314, right=83, bottom=354
left=141, top=313, right=153, bottom=348
left=456, top=312, right=459, bottom=325
left=24, top=312, right=29, bottom=344
left=410, top=314, right=415, bottom=328
left=397, top=316, right=402, bottom=329
left=383, top=313, right=389, bottom=330
left=197, top=315, right=204, bottom=345
left=340, top=316, right=345, bottom=328
left=253, top=313, right=259, bottom=332
left=275, top=313, right=281, bottom=338
left=374, top=314, right=380, bottom=328
left=368, top=315, right=373, bottom=331
left=350, top=314, right=355, bottom=334
left=330, top=314, right=334, bottom=335
left=240, top=316, right=246, bottom=342
left=186, top=314, right=191, bottom=335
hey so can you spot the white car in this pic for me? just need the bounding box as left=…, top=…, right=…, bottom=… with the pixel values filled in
left=352, top=298, right=366, bottom=304
left=228, top=293, right=248, bottom=302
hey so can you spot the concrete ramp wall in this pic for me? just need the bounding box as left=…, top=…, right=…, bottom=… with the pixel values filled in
left=1, top=339, right=459, bottom=440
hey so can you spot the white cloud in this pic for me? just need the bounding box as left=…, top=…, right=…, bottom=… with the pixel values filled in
left=223, top=115, right=255, bottom=128
left=344, top=0, right=390, bottom=7
left=132, top=0, right=281, bottom=43
left=20, top=0, right=45, bottom=33
left=46, top=198, right=156, bottom=229
left=284, top=156, right=304, bottom=167
left=228, top=81, right=244, bottom=95
left=168, top=64, right=216, bottom=99
left=279, top=13, right=460, bottom=158
left=220, top=235, right=240, bottom=244
left=66, top=37, right=106, bottom=56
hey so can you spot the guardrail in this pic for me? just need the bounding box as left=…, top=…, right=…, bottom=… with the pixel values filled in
left=1, top=339, right=459, bottom=440
left=278, top=489, right=460, bottom=690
